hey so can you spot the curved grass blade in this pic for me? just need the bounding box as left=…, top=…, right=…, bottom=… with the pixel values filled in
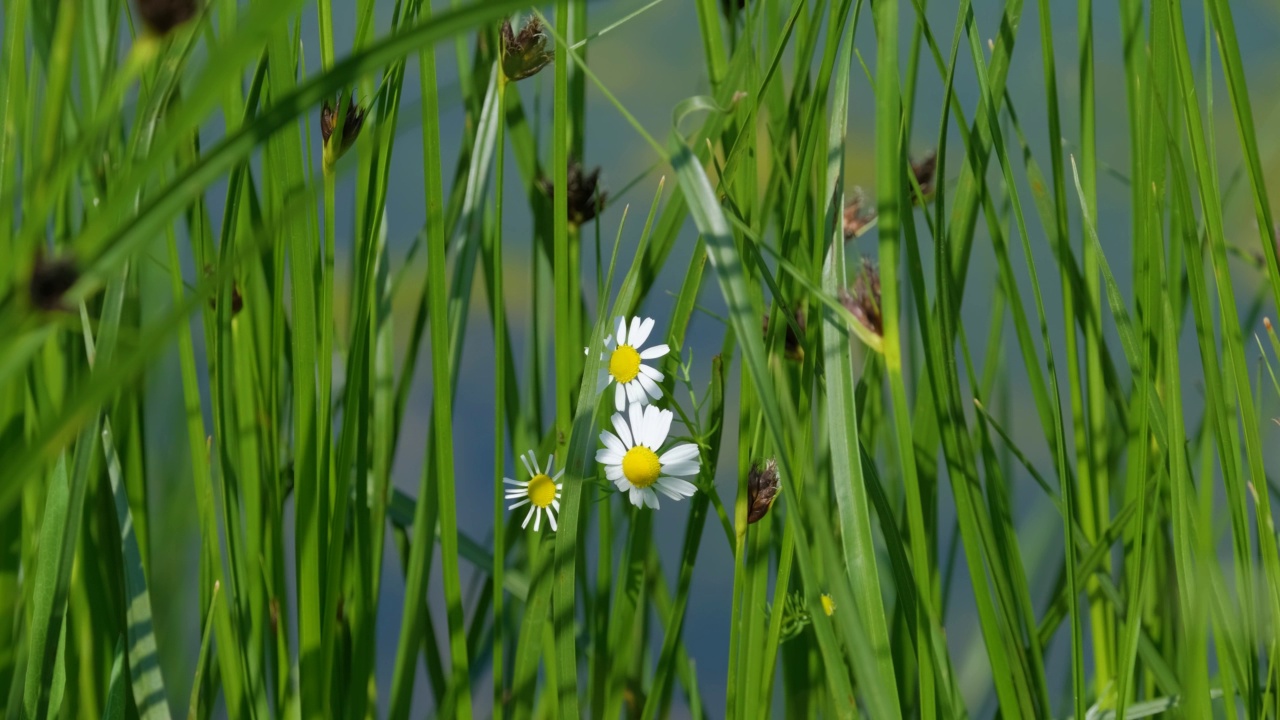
left=187, top=582, right=221, bottom=720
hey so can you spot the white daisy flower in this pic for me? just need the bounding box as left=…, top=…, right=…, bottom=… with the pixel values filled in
left=595, top=403, right=700, bottom=509
left=504, top=450, right=564, bottom=531
left=595, top=316, right=670, bottom=412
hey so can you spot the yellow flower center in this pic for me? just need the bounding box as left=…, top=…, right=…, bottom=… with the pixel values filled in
left=621, top=446, right=661, bottom=488
left=609, top=345, right=642, bottom=384
left=821, top=594, right=836, bottom=617
left=527, top=474, right=557, bottom=508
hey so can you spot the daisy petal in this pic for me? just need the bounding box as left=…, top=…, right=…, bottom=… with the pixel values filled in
left=522, top=506, right=536, bottom=528
left=653, top=482, right=685, bottom=501
left=616, top=317, right=628, bottom=345
left=614, top=477, right=631, bottom=492
left=503, top=478, right=526, bottom=487
left=657, top=476, right=698, bottom=497
left=628, top=487, right=644, bottom=508
left=628, top=402, right=646, bottom=444
left=637, top=372, right=662, bottom=401
left=628, top=317, right=643, bottom=346
left=610, top=413, right=633, bottom=448
left=604, top=464, right=624, bottom=481
left=508, top=498, right=531, bottom=510
left=660, top=460, right=700, bottom=477
left=601, top=432, right=627, bottom=456
left=545, top=455, right=555, bottom=473
left=533, top=508, right=542, bottom=531
left=626, top=381, right=645, bottom=406
left=614, top=383, right=626, bottom=412
left=660, top=443, right=700, bottom=464
left=647, top=407, right=673, bottom=448
left=519, top=453, right=535, bottom=478
left=631, top=317, right=655, bottom=347
left=638, top=364, right=665, bottom=383
left=642, top=488, right=660, bottom=509
left=596, top=448, right=624, bottom=465
left=547, top=511, right=558, bottom=532
left=639, top=343, right=670, bottom=360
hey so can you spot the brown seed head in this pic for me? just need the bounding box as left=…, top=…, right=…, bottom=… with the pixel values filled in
left=762, top=305, right=806, bottom=361
left=321, top=96, right=367, bottom=157
left=204, top=265, right=244, bottom=317
left=910, top=150, right=938, bottom=204
left=539, top=158, right=608, bottom=226
left=747, top=459, right=780, bottom=524
left=840, top=259, right=883, bottom=339
left=30, top=253, right=79, bottom=312
left=134, top=0, right=200, bottom=35
left=843, top=186, right=876, bottom=240
left=500, top=16, right=553, bottom=82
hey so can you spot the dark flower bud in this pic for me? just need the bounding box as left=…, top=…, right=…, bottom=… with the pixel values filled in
left=208, top=285, right=243, bottom=316
left=500, top=16, right=553, bottom=82
left=720, top=0, right=747, bottom=18
left=840, top=258, right=882, bottom=339
left=539, top=158, right=607, bottom=226
left=843, top=186, right=876, bottom=240
left=29, top=253, right=79, bottom=312
left=910, top=150, right=937, bottom=204
left=762, top=305, right=806, bottom=362
left=203, top=265, right=244, bottom=317
left=747, top=458, right=780, bottom=524
left=134, top=0, right=200, bottom=36
left=321, top=95, right=367, bottom=162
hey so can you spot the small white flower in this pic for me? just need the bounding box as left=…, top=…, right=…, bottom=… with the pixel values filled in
left=504, top=450, right=564, bottom=531
left=595, top=316, right=669, bottom=412
left=595, top=403, right=699, bottom=509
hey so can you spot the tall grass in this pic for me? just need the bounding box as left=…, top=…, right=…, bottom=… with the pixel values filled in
left=1, top=0, right=1279, bottom=717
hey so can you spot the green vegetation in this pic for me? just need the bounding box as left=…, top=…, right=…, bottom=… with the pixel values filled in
left=1, top=0, right=1279, bottom=717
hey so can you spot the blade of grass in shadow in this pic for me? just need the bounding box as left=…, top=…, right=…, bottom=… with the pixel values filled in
left=103, top=636, right=125, bottom=720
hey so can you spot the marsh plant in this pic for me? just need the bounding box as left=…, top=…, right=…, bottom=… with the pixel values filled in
left=3, top=0, right=1280, bottom=719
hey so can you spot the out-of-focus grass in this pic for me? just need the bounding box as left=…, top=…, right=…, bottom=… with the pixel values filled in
left=1, top=0, right=1279, bottom=718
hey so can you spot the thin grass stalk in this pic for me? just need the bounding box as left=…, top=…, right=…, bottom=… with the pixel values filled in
left=550, top=0, right=583, bottom=714
left=1074, top=0, right=1118, bottom=698
left=387, top=6, right=447, bottom=714
left=490, top=69, right=509, bottom=720
left=869, top=1, right=938, bottom=716
left=1165, top=3, right=1270, bottom=713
